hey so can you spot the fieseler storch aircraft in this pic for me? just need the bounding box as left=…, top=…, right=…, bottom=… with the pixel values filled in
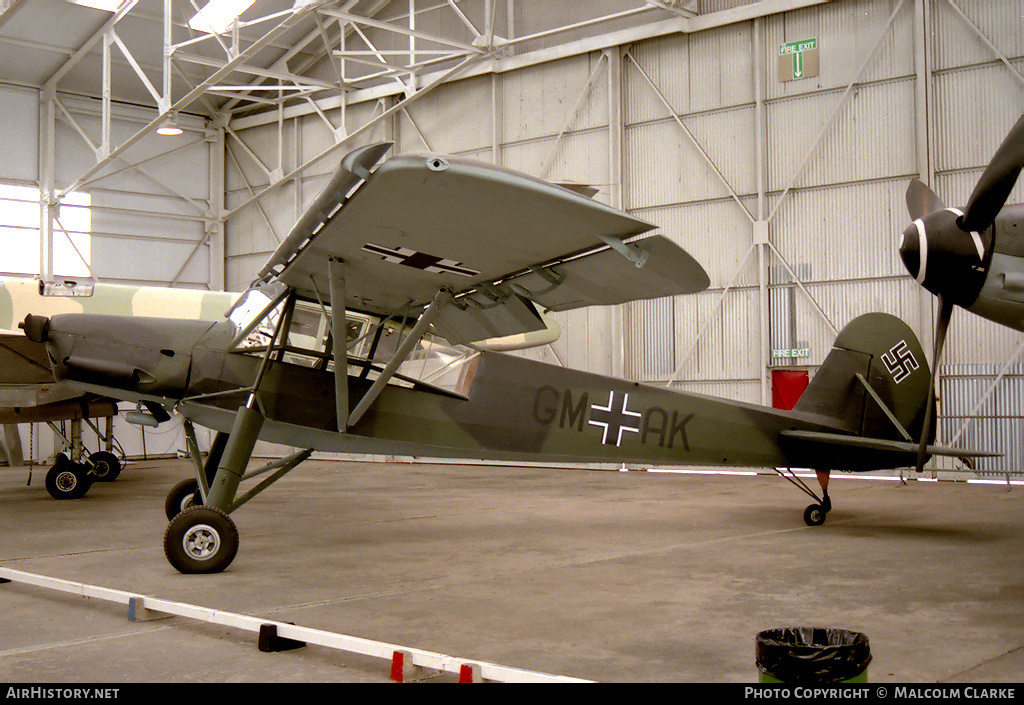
left=19, top=143, right=992, bottom=573
left=898, top=112, right=1024, bottom=472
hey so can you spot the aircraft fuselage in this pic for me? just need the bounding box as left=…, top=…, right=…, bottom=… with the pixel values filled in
left=966, top=204, right=1024, bottom=331
left=36, top=311, right=923, bottom=474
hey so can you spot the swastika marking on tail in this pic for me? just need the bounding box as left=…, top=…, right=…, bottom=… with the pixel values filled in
left=881, top=340, right=919, bottom=384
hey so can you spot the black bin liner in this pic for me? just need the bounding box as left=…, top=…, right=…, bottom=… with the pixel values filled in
left=756, top=627, right=871, bottom=683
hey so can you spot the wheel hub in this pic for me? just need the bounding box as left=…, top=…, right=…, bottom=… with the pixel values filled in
left=182, top=524, right=220, bottom=560
left=55, top=471, right=77, bottom=492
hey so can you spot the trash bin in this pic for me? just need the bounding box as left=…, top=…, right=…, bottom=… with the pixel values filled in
left=755, top=627, right=871, bottom=683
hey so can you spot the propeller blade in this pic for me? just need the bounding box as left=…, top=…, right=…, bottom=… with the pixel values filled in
left=915, top=295, right=954, bottom=473
left=906, top=178, right=945, bottom=220
left=959, top=113, right=1024, bottom=233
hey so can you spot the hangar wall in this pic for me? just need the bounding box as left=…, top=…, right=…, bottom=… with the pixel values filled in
left=0, top=83, right=221, bottom=462
left=222, top=0, right=1024, bottom=475
left=0, top=86, right=216, bottom=288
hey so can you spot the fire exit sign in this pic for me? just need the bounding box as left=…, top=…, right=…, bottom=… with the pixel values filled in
left=779, top=38, right=819, bottom=81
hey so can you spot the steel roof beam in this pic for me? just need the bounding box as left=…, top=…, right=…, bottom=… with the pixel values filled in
left=59, top=0, right=331, bottom=198
left=231, top=0, right=834, bottom=131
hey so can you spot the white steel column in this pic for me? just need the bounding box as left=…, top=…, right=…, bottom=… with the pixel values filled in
left=38, top=91, right=56, bottom=283
left=209, top=117, right=227, bottom=291
left=490, top=72, right=500, bottom=163
left=913, top=0, right=936, bottom=363
left=607, top=46, right=625, bottom=379
left=754, top=16, right=770, bottom=407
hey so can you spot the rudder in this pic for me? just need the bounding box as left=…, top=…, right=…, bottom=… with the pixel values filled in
left=794, top=313, right=932, bottom=444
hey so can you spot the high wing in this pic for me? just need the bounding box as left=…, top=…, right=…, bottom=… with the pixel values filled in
left=250, top=143, right=709, bottom=345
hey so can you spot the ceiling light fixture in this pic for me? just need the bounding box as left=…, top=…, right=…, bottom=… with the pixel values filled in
left=156, top=115, right=183, bottom=136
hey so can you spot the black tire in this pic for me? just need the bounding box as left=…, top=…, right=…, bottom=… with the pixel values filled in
left=88, top=451, right=122, bottom=482
left=803, top=503, right=827, bottom=526
left=163, top=506, right=239, bottom=574
left=165, top=478, right=202, bottom=520
left=44, top=455, right=92, bottom=500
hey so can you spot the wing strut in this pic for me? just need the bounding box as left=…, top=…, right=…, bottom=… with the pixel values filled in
left=345, top=288, right=453, bottom=430
left=328, top=257, right=349, bottom=432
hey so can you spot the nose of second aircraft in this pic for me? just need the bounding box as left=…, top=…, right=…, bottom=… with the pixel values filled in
left=899, top=222, right=923, bottom=281
left=899, top=208, right=989, bottom=308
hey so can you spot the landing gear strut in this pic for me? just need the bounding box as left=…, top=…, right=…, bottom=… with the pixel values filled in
left=162, top=412, right=312, bottom=574
left=773, top=467, right=833, bottom=526
left=802, top=468, right=832, bottom=526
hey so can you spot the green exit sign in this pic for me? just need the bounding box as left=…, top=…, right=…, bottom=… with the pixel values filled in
left=779, top=38, right=819, bottom=82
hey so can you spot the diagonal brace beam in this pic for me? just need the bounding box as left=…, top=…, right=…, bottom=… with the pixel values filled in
left=59, top=3, right=325, bottom=198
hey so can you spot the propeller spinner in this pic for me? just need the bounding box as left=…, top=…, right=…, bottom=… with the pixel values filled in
left=898, top=192, right=990, bottom=309
left=899, top=112, right=1024, bottom=473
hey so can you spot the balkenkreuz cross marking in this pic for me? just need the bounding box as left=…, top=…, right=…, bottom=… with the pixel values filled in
left=361, top=243, right=479, bottom=277
left=588, top=391, right=642, bottom=446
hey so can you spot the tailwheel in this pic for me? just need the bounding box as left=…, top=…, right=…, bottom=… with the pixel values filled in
left=164, top=478, right=202, bottom=520
left=44, top=454, right=93, bottom=500
left=803, top=503, right=827, bottom=527
left=88, top=451, right=122, bottom=482
left=164, top=506, right=239, bottom=574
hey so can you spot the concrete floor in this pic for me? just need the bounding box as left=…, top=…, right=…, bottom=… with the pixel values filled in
left=1, top=457, right=1023, bottom=683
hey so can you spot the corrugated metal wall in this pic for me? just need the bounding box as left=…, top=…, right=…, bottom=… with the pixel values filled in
left=224, top=0, right=1024, bottom=475
left=940, top=364, right=1024, bottom=478
left=0, top=85, right=216, bottom=461
left=0, top=86, right=213, bottom=287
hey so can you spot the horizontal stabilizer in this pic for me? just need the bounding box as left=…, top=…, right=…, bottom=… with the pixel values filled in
left=781, top=430, right=998, bottom=458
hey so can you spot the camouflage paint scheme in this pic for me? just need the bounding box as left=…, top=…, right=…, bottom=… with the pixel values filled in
left=0, top=277, right=234, bottom=333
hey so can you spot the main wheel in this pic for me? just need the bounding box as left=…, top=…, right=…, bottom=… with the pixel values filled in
left=88, top=451, right=122, bottom=482
left=803, top=503, right=827, bottom=526
left=164, top=478, right=202, bottom=520
left=44, top=455, right=92, bottom=500
left=164, top=506, right=239, bottom=574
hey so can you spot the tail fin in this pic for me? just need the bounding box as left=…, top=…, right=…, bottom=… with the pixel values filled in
left=794, top=312, right=932, bottom=443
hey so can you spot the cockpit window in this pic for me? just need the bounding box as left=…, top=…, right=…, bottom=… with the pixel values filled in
left=228, top=288, right=477, bottom=395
